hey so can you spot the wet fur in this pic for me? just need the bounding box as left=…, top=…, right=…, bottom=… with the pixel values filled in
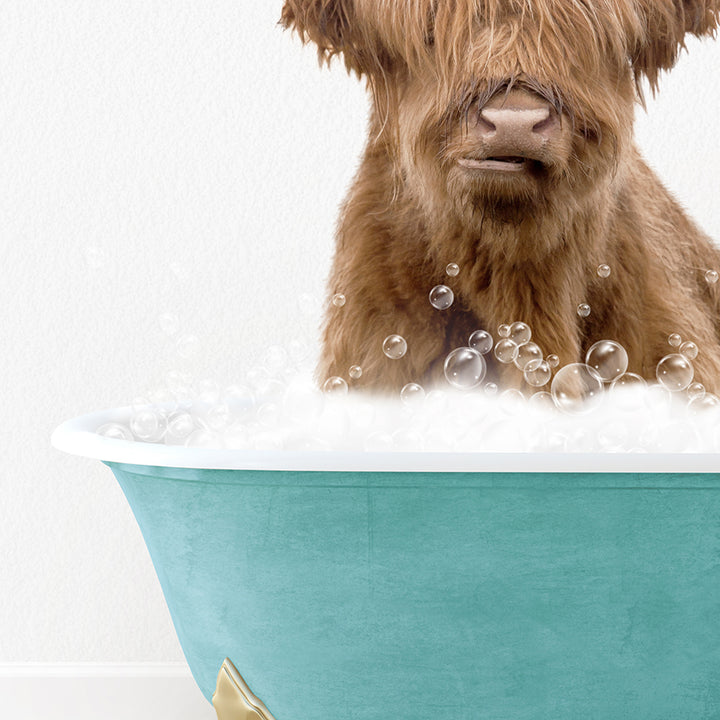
left=281, top=0, right=720, bottom=394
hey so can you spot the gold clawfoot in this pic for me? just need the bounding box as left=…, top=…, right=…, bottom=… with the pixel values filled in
left=212, top=658, right=277, bottom=720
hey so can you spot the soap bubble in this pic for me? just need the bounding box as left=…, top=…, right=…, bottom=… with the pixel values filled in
left=257, top=403, right=280, bottom=428
left=509, top=322, right=532, bottom=346
left=597, top=264, right=611, bottom=278
left=196, top=377, right=220, bottom=405
left=383, top=335, right=407, bottom=359
left=429, top=285, right=454, bottom=310
left=610, top=372, right=646, bottom=395
left=332, top=293, right=346, bottom=307
left=349, top=365, right=363, bottom=380
left=498, top=324, right=511, bottom=338
left=687, top=382, right=706, bottom=400
left=679, top=341, right=698, bottom=360
left=400, top=382, right=425, bottom=406
left=551, top=364, right=604, bottom=415
left=484, top=382, right=498, bottom=396
left=645, top=383, right=672, bottom=411
left=705, top=270, right=719, bottom=285
left=203, top=404, right=232, bottom=433
left=668, top=333, right=682, bottom=348
left=656, top=353, right=694, bottom=392
left=495, top=339, right=519, bottom=364
left=546, top=354, right=560, bottom=369
left=688, top=393, right=720, bottom=414
left=165, top=412, right=195, bottom=442
left=323, top=376, right=349, bottom=395
left=446, top=263, right=460, bottom=277
left=577, top=303, right=591, bottom=318
left=499, top=389, right=526, bottom=414
left=469, top=330, right=493, bottom=355
left=222, top=384, right=255, bottom=419
left=158, top=313, right=180, bottom=336
left=444, top=347, right=486, bottom=389
left=524, top=359, right=552, bottom=387
left=528, top=391, right=555, bottom=411
left=97, top=423, right=133, bottom=441
left=130, top=408, right=166, bottom=442
left=514, top=342, right=542, bottom=371
left=585, top=340, right=628, bottom=383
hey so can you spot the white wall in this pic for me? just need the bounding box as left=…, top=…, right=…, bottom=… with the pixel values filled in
left=0, top=0, right=718, bottom=680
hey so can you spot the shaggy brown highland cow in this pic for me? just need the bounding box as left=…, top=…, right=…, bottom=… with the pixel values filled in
left=281, top=0, right=720, bottom=395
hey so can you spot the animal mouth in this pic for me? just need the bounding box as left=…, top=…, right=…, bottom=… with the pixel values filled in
left=458, top=156, right=531, bottom=172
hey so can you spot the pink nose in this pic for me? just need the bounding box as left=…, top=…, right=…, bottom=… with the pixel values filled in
left=471, top=88, right=560, bottom=156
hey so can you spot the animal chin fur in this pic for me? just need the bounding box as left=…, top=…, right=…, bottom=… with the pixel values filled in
left=281, top=0, right=720, bottom=395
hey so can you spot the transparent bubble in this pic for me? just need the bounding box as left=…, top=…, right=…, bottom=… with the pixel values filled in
left=383, top=335, right=407, bottom=360
left=656, top=353, right=694, bottom=392
left=597, top=264, right=611, bottom=278
left=332, top=293, right=347, bottom=308
left=484, top=382, right=498, bottom=396
left=645, top=383, right=672, bottom=412
left=508, top=322, right=532, bottom=346
left=444, top=347, right=486, bottom=389
left=429, top=285, right=454, bottom=310
left=323, top=376, right=349, bottom=395
left=130, top=408, right=166, bottom=442
left=446, top=263, right=460, bottom=277
left=165, top=412, right=195, bottom=442
left=469, top=330, right=493, bottom=355
left=499, top=389, right=526, bottom=414
left=204, top=404, right=233, bottom=433
left=577, top=303, right=591, bottom=318
left=158, top=313, right=180, bottom=336
left=287, top=339, right=311, bottom=364
left=610, top=372, right=647, bottom=402
left=585, top=340, right=629, bottom=383
left=222, top=384, right=255, bottom=418
left=524, top=359, right=552, bottom=387
left=679, top=341, right=698, bottom=360
left=668, top=333, right=682, bottom=348
left=97, top=423, right=133, bottom=441
left=349, top=365, right=363, bottom=380
left=196, top=377, right=220, bottom=405
left=514, top=342, right=542, bottom=371
left=528, top=391, right=555, bottom=411
left=176, top=333, right=200, bottom=359
left=256, top=402, right=280, bottom=428
left=498, top=324, right=511, bottom=338
left=705, top=270, right=719, bottom=285
left=551, top=363, right=604, bottom=415
left=687, top=382, right=706, bottom=400
left=546, top=354, right=560, bottom=369
left=400, top=382, right=426, bottom=406
left=494, top=338, right=519, bottom=364
left=688, top=393, right=720, bottom=414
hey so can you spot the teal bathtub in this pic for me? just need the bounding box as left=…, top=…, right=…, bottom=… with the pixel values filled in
left=53, top=408, right=720, bottom=720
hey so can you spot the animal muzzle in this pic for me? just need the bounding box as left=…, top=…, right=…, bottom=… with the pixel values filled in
left=459, top=87, right=561, bottom=171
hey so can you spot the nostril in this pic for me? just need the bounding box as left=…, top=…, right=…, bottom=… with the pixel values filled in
left=475, top=111, right=496, bottom=134
left=532, top=110, right=557, bottom=135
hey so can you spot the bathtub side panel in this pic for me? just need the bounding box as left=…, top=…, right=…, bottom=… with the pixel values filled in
left=108, top=465, right=720, bottom=720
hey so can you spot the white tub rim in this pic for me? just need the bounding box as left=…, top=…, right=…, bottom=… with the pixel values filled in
left=50, top=406, right=720, bottom=474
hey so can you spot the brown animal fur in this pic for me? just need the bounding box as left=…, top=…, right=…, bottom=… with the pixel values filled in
left=281, top=0, right=720, bottom=395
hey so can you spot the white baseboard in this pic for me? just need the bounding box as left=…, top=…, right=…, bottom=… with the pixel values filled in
left=0, top=664, right=216, bottom=720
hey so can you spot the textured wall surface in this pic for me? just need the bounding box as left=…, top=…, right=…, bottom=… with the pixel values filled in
left=0, top=1, right=718, bottom=664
